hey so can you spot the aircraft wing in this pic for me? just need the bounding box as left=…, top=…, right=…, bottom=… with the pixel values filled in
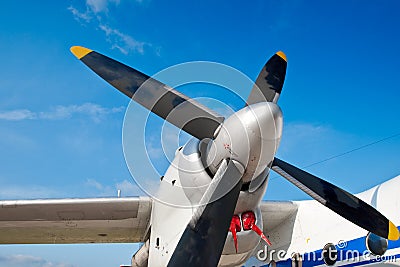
left=0, top=197, right=151, bottom=244
left=260, top=200, right=298, bottom=232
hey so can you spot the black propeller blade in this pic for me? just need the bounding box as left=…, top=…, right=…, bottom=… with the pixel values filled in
left=167, top=159, right=243, bottom=267
left=246, top=51, right=287, bottom=105
left=272, top=157, right=399, bottom=241
left=70, top=46, right=224, bottom=140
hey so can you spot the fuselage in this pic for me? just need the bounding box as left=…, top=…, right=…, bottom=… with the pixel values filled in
left=254, top=175, right=400, bottom=267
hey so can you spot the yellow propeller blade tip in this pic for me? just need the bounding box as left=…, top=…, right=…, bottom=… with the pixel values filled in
left=388, top=221, right=399, bottom=240
left=70, top=46, right=92, bottom=59
left=276, top=51, right=287, bottom=62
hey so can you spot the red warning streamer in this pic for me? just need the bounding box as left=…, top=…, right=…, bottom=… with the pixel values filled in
left=242, top=211, right=272, bottom=247
left=229, top=215, right=241, bottom=253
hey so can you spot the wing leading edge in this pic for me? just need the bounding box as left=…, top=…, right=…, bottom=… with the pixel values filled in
left=0, top=197, right=151, bottom=244
left=260, top=201, right=298, bottom=233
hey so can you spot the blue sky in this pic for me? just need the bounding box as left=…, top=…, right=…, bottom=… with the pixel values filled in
left=0, top=0, right=399, bottom=266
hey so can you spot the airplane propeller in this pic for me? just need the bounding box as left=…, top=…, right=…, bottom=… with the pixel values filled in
left=70, top=46, right=399, bottom=266
left=70, top=46, right=224, bottom=140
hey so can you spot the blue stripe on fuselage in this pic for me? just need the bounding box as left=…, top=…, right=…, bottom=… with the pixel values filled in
left=264, top=226, right=400, bottom=267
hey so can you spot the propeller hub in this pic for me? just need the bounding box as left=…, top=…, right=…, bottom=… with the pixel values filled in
left=206, top=102, right=283, bottom=182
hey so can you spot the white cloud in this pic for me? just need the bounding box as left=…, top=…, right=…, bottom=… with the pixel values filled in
left=86, top=178, right=142, bottom=196
left=0, top=178, right=142, bottom=200
left=0, top=254, right=75, bottom=267
left=67, top=6, right=92, bottom=23
left=0, top=103, right=124, bottom=122
left=0, top=109, right=36, bottom=121
left=40, top=103, right=124, bottom=122
left=99, top=24, right=146, bottom=55
left=116, top=179, right=142, bottom=195
left=86, top=0, right=120, bottom=14
left=0, top=185, right=60, bottom=200
left=67, top=0, right=154, bottom=55
left=86, top=178, right=104, bottom=191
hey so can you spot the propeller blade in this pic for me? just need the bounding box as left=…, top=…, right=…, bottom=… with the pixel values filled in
left=246, top=51, right=287, bottom=105
left=167, top=159, right=243, bottom=267
left=70, top=46, right=224, bottom=140
left=272, top=157, right=399, bottom=241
